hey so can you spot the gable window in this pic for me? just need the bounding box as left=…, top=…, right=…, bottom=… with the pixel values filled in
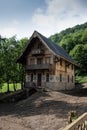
left=37, top=58, right=43, bottom=64
left=45, top=57, right=50, bottom=64
left=38, top=43, right=43, bottom=49
left=46, top=73, right=49, bottom=82
left=60, top=74, right=62, bottom=82
left=30, top=58, right=35, bottom=65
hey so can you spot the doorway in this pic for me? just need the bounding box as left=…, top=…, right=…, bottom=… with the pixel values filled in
left=37, top=73, right=41, bottom=86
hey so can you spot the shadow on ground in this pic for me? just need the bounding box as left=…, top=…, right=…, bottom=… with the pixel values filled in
left=0, top=87, right=87, bottom=118
left=61, top=83, right=87, bottom=97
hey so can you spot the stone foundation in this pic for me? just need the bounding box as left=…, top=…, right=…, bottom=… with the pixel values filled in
left=45, top=82, right=75, bottom=90
left=25, top=81, right=75, bottom=91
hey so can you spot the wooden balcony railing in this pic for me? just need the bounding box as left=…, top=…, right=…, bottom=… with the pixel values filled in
left=31, top=49, right=44, bottom=55
left=26, top=64, right=52, bottom=70
left=63, top=113, right=87, bottom=130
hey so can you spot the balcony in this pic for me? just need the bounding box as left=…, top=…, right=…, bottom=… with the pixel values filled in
left=31, top=49, right=44, bottom=55
left=26, top=64, right=52, bottom=70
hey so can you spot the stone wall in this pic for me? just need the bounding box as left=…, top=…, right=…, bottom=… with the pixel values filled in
left=45, top=82, right=75, bottom=90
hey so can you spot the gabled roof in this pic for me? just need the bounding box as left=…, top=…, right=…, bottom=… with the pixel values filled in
left=17, top=30, right=75, bottom=64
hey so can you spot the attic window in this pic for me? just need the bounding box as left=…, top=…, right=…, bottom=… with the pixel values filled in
left=38, top=43, right=43, bottom=49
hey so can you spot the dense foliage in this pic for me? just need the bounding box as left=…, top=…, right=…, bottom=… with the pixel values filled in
left=50, top=22, right=87, bottom=75
left=0, top=36, right=28, bottom=91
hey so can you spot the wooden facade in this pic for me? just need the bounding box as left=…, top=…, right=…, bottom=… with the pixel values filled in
left=17, top=31, right=75, bottom=90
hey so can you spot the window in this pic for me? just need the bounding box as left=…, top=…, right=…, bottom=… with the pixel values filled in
left=38, top=43, right=43, bottom=49
left=68, top=75, right=69, bottom=82
left=45, top=57, right=50, bottom=64
left=72, top=76, right=74, bottom=83
left=60, top=74, right=62, bottom=82
left=30, top=58, right=35, bottom=65
left=60, top=59, right=62, bottom=66
left=37, top=58, right=42, bottom=64
left=46, top=73, right=49, bottom=82
left=26, top=74, right=30, bottom=82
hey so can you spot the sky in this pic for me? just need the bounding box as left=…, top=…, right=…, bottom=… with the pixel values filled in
left=0, top=0, right=87, bottom=39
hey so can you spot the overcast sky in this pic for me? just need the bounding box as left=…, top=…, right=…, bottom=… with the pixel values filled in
left=0, top=0, right=87, bottom=39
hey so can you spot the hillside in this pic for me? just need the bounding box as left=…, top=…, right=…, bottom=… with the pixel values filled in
left=50, top=22, right=87, bottom=47
left=50, top=22, right=87, bottom=75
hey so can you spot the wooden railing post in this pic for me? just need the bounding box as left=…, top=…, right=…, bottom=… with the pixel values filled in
left=63, top=113, right=87, bottom=130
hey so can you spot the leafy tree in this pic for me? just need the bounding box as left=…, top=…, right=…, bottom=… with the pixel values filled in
left=70, top=44, right=87, bottom=75
left=81, top=29, right=87, bottom=44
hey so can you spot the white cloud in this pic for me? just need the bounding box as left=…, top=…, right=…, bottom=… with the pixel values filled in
left=0, top=20, right=19, bottom=38
left=32, top=0, right=87, bottom=36
left=0, top=27, right=18, bottom=38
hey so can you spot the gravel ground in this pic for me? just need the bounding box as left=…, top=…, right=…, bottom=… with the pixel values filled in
left=0, top=83, right=87, bottom=130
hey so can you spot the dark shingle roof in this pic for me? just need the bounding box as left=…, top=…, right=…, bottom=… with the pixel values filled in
left=17, top=30, right=75, bottom=64
left=37, top=31, right=74, bottom=63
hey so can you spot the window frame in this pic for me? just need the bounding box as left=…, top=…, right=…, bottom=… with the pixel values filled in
left=30, top=58, right=35, bottom=65
left=37, top=58, right=43, bottom=64
left=45, top=57, right=50, bottom=64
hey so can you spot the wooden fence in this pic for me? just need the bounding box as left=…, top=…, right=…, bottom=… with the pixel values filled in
left=63, top=113, right=87, bottom=130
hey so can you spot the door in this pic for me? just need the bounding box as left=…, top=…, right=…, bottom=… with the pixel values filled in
left=37, top=73, right=41, bottom=86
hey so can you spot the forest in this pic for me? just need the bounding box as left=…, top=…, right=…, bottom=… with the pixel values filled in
left=0, top=22, right=87, bottom=92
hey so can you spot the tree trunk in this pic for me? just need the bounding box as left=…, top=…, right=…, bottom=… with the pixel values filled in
left=13, top=82, right=16, bottom=91
left=21, top=81, right=24, bottom=90
left=7, top=82, right=10, bottom=93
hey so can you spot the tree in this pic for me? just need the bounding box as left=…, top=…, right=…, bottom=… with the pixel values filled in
left=0, top=36, right=6, bottom=90
left=70, top=44, right=87, bottom=75
left=17, top=38, right=28, bottom=89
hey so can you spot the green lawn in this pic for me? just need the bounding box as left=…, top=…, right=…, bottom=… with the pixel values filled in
left=75, top=75, right=87, bottom=83
left=0, top=83, right=21, bottom=93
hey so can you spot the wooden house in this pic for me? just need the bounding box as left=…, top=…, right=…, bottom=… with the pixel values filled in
left=17, top=31, right=75, bottom=90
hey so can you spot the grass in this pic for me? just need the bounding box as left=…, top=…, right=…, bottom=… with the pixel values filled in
left=0, top=83, right=21, bottom=93
left=75, top=75, right=87, bottom=83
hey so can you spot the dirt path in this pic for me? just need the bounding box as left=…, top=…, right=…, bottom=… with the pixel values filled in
left=0, top=84, right=87, bottom=130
